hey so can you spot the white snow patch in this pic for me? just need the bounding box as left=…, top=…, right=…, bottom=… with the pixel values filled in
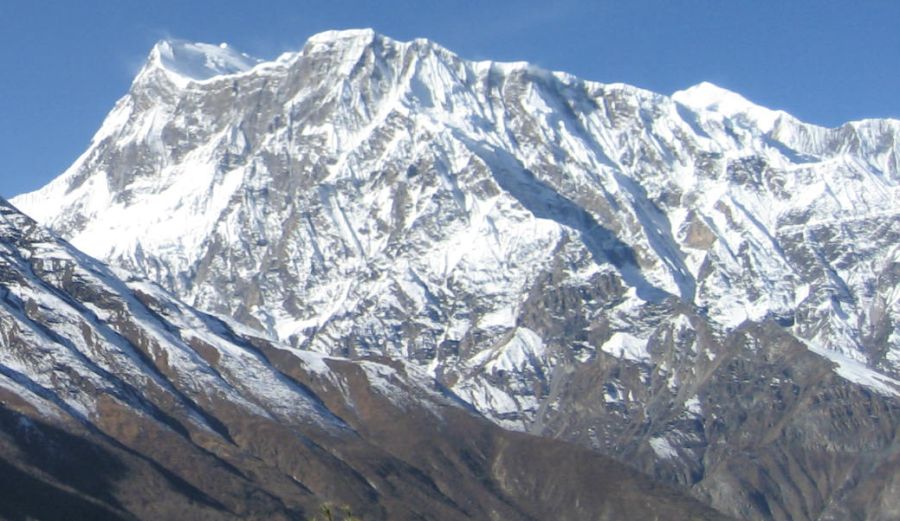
left=672, top=81, right=782, bottom=132
left=479, top=307, right=517, bottom=329
left=802, top=340, right=900, bottom=397
left=684, top=396, right=703, bottom=415
left=603, top=381, right=626, bottom=404
left=649, top=436, right=679, bottom=459
left=793, top=283, right=810, bottom=306
left=359, top=362, right=404, bottom=402
left=149, top=40, right=261, bottom=84
left=453, top=379, right=523, bottom=430
left=601, top=332, right=650, bottom=363
left=485, top=328, right=546, bottom=373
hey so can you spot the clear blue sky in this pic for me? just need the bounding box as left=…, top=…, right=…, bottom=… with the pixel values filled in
left=2, top=0, right=899, bottom=198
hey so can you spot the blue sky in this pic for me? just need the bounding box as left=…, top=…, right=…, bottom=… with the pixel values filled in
left=2, top=0, right=899, bottom=198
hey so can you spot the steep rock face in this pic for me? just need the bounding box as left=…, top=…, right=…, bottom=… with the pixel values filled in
left=13, top=30, right=900, bottom=520
left=0, top=198, right=729, bottom=520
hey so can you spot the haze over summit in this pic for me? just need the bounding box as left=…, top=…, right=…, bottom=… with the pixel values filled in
left=2, top=0, right=900, bottom=198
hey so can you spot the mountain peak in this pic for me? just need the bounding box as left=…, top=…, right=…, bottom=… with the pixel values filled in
left=301, top=28, right=452, bottom=60
left=142, top=39, right=261, bottom=84
left=672, top=81, right=754, bottom=111
left=305, top=28, right=378, bottom=45
left=672, top=81, right=782, bottom=130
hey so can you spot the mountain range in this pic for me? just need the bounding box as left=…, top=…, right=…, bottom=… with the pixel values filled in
left=10, top=29, right=900, bottom=520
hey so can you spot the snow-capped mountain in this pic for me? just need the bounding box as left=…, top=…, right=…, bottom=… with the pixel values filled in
left=0, top=197, right=727, bottom=520
left=14, top=30, right=900, bottom=520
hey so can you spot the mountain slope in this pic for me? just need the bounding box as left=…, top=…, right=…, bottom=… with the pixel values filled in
left=13, top=30, right=900, bottom=520
left=0, top=197, right=730, bottom=520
